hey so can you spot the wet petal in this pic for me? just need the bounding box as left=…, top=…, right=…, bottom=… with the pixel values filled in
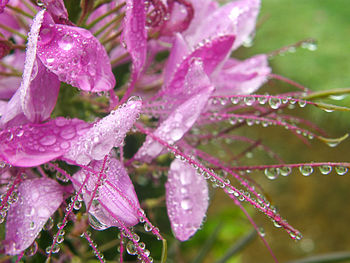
left=0, top=117, right=90, bottom=167
left=136, top=63, right=213, bottom=162
left=186, top=0, right=260, bottom=50
left=42, top=0, right=69, bottom=23
left=164, top=35, right=234, bottom=97
left=212, top=54, right=271, bottom=95
left=4, top=178, right=64, bottom=255
left=37, top=12, right=115, bottom=92
left=73, top=159, right=140, bottom=229
left=65, top=98, right=142, bottom=165
left=122, top=0, right=147, bottom=79
left=166, top=159, right=209, bottom=241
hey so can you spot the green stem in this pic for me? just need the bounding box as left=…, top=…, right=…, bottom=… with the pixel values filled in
left=0, top=24, right=27, bottom=41
left=0, top=71, right=22, bottom=77
left=101, top=29, right=122, bottom=46
left=85, top=2, right=125, bottom=30
left=303, top=88, right=350, bottom=100
left=6, top=5, right=34, bottom=19
left=110, top=52, right=129, bottom=66
left=94, top=12, right=125, bottom=37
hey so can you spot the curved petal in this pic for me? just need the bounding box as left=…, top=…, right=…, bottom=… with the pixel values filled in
left=0, top=117, right=90, bottom=167
left=0, top=0, right=9, bottom=13
left=4, top=178, right=64, bottom=255
left=122, top=0, right=147, bottom=79
left=73, top=159, right=140, bottom=229
left=166, top=159, right=209, bottom=241
left=186, top=0, right=260, bottom=50
left=164, top=35, right=235, bottom=97
left=65, top=98, right=142, bottom=165
left=212, top=54, right=271, bottom=95
left=42, top=0, right=69, bottom=23
left=37, top=12, right=115, bottom=92
left=136, top=62, right=213, bottom=162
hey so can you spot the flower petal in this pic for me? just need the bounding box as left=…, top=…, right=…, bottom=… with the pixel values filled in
left=4, top=178, right=64, bottom=255
left=37, top=12, right=115, bottom=92
left=122, top=0, right=147, bottom=79
left=0, top=0, right=9, bottom=13
left=42, top=0, right=69, bottom=23
left=65, top=97, right=142, bottom=165
left=73, top=159, right=140, bottom=229
left=212, top=54, right=271, bottom=95
left=164, top=35, right=234, bottom=97
left=186, top=0, right=260, bottom=50
left=166, top=159, right=209, bottom=241
left=0, top=117, right=90, bottom=167
left=136, top=62, right=213, bottom=162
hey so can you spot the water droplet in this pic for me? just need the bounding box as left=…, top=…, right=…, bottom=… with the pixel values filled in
left=56, top=235, right=64, bottom=244
left=170, top=128, right=183, bottom=141
left=230, top=97, right=240, bottom=104
left=29, top=221, right=35, bottom=230
left=298, top=100, right=307, bottom=108
left=280, top=166, right=292, bottom=176
left=335, top=166, right=348, bottom=175
left=319, top=165, right=332, bottom=175
left=258, top=96, right=268, bottom=105
left=39, top=135, right=57, bottom=146
left=268, top=98, right=281, bottom=109
left=126, top=241, right=137, bottom=255
left=180, top=198, right=192, bottom=210
left=43, top=217, right=54, bottom=230
left=88, top=213, right=108, bottom=230
left=264, top=168, right=280, bottom=180
left=144, top=222, right=153, bottom=232
left=299, top=165, right=313, bottom=176
left=25, top=241, right=38, bottom=257
left=258, top=227, right=266, bottom=237
left=58, top=34, right=73, bottom=51
left=244, top=96, right=256, bottom=106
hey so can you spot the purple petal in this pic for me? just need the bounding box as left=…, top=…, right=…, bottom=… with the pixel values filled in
left=186, top=0, right=260, bottom=50
left=65, top=97, right=142, bottom=165
left=42, top=0, right=69, bottom=23
left=136, top=63, right=213, bottom=162
left=0, top=117, right=90, bottom=167
left=73, top=159, right=140, bottom=229
left=164, top=35, right=234, bottom=97
left=212, top=54, right=271, bottom=95
left=166, top=159, right=209, bottom=241
left=121, top=0, right=147, bottom=79
left=37, top=12, right=115, bottom=92
left=4, top=178, right=64, bottom=255
left=163, top=33, right=190, bottom=87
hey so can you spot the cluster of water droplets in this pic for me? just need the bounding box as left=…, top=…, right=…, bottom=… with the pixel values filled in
left=262, top=164, right=349, bottom=180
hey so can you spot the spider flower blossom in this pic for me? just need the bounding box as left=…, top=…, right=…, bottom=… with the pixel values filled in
left=0, top=0, right=346, bottom=262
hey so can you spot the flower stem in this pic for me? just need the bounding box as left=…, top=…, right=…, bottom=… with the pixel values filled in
left=85, top=3, right=125, bottom=30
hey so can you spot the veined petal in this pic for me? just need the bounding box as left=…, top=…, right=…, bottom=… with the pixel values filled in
left=13, top=10, right=60, bottom=124
left=164, top=35, right=234, bottom=97
left=136, top=62, right=213, bottom=162
left=4, top=178, right=64, bottom=255
left=0, top=0, right=9, bottom=13
left=0, top=117, right=90, bottom=167
left=64, top=98, right=142, bottom=165
left=73, top=159, right=140, bottom=229
left=122, top=0, right=147, bottom=79
left=166, top=159, right=209, bottom=241
left=37, top=12, right=115, bottom=92
left=212, top=54, right=271, bottom=95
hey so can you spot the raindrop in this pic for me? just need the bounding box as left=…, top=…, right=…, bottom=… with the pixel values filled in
left=298, top=100, right=307, bottom=108
left=264, top=168, right=280, bottom=180
left=89, top=213, right=108, bottom=230
left=258, top=96, right=268, bottom=105
left=144, top=222, right=153, bottom=232
left=180, top=199, right=192, bottom=210
left=268, top=98, right=281, bottom=109
left=230, top=97, right=240, bottom=104
left=126, top=241, right=137, bottom=255
left=299, top=165, right=313, bottom=176
left=73, top=200, right=82, bottom=210
left=258, top=227, right=266, bottom=237
left=43, top=217, right=54, bottom=230
left=244, top=96, right=256, bottom=106
left=56, top=235, right=64, bottom=244
left=29, top=221, right=35, bottom=230
left=335, top=166, right=348, bottom=175
left=319, top=165, right=332, bottom=175
left=25, top=241, right=38, bottom=257
left=280, top=166, right=292, bottom=176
